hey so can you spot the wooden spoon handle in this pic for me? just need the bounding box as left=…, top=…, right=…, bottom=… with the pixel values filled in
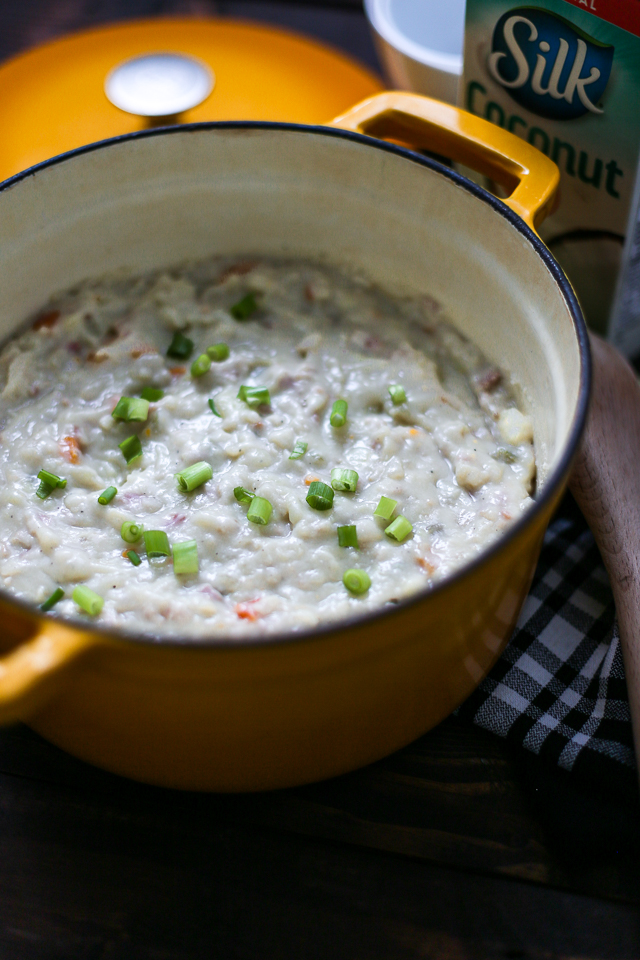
left=569, top=334, right=640, bottom=777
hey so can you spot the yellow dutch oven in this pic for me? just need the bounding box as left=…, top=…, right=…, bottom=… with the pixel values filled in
left=0, top=93, right=589, bottom=791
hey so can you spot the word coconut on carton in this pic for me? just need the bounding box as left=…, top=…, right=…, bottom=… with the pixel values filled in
left=461, top=1, right=640, bottom=353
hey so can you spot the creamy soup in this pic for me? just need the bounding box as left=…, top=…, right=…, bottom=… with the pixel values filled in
left=0, top=258, right=535, bottom=638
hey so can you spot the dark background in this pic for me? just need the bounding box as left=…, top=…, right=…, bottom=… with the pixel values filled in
left=0, top=0, right=381, bottom=74
left=0, top=2, right=639, bottom=958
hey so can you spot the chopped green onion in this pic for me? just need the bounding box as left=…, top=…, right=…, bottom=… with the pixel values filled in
left=306, top=481, right=334, bottom=511
left=121, top=520, right=144, bottom=543
left=492, top=447, right=518, bottom=464
left=126, top=550, right=142, bottom=566
left=237, top=385, right=270, bottom=408
left=289, top=440, right=308, bottom=460
left=343, top=569, right=371, bottom=595
left=36, top=481, right=54, bottom=500
left=388, top=384, right=407, bottom=405
left=191, top=353, right=211, bottom=377
left=37, top=469, right=67, bottom=489
left=140, top=386, right=164, bottom=402
left=143, top=530, right=171, bottom=560
left=173, top=539, right=199, bottom=575
left=385, top=515, right=413, bottom=542
left=247, top=496, right=272, bottom=525
left=330, top=399, right=348, bottom=428
left=206, top=343, right=230, bottom=361
left=98, top=486, right=117, bottom=505
left=374, top=496, right=397, bottom=521
left=167, top=331, right=194, bottom=359
left=72, top=585, right=104, bottom=616
left=330, top=468, right=358, bottom=492
left=230, top=293, right=258, bottom=320
left=208, top=398, right=222, bottom=417
left=337, top=525, right=358, bottom=548
left=119, top=435, right=143, bottom=464
left=175, top=461, right=213, bottom=492
left=40, top=587, right=64, bottom=612
left=234, top=486, right=255, bottom=504
left=112, top=396, right=149, bottom=422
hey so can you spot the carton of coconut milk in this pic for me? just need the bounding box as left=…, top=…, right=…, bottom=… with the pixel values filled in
left=461, top=0, right=640, bottom=356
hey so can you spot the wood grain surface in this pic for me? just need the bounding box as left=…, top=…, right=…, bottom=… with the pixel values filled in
left=1, top=719, right=639, bottom=958
left=570, top=336, right=640, bottom=783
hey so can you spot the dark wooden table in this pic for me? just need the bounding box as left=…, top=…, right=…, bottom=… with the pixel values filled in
left=1, top=3, right=639, bottom=957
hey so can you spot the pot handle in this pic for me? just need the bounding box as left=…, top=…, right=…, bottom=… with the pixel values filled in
left=330, top=91, right=559, bottom=233
left=0, top=621, right=97, bottom=724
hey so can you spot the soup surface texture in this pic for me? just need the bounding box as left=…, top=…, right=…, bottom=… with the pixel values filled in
left=0, top=258, right=535, bottom=638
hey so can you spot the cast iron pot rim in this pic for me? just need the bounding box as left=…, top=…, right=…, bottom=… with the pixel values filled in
left=0, top=121, right=591, bottom=651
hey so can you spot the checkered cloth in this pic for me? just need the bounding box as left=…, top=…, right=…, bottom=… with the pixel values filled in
left=457, top=494, right=637, bottom=790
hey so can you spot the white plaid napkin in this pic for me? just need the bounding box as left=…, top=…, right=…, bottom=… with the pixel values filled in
left=457, top=496, right=636, bottom=787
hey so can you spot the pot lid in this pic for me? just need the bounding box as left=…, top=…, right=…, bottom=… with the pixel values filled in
left=0, top=16, right=382, bottom=182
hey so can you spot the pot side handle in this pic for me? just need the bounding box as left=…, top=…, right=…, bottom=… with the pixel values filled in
left=330, top=91, right=559, bottom=234
left=0, top=622, right=97, bottom=724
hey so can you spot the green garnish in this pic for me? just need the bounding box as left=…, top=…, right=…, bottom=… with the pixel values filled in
left=40, top=587, right=64, bottom=612
left=388, top=384, right=407, bottom=405
left=36, top=469, right=66, bottom=500
left=126, top=550, right=142, bottom=566
left=175, top=461, right=213, bottom=492
left=247, top=496, right=272, bottom=526
left=98, top=486, right=117, bottom=505
left=230, top=293, right=259, bottom=320
left=36, top=481, right=54, bottom=500
left=167, top=331, right=194, bottom=359
left=119, top=435, right=143, bottom=465
left=173, top=539, right=199, bottom=575
left=121, top=521, right=143, bottom=543
left=37, top=469, right=67, bottom=489
left=237, top=385, right=270, bottom=408
left=330, top=468, right=358, bottom=492
left=143, top=530, right=171, bottom=560
left=343, top=569, right=371, bottom=595
left=191, top=353, right=211, bottom=377
left=330, top=399, right=347, bottom=427
left=208, top=399, right=222, bottom=417
left=112, top=396, right=149, bottom=422
left=374, top=496, right=397, bottom=521
left=492, top=448, right=518, bottom=464
left=306, top=481, right=334, bottom=511
left=234, top=487, right=255, bottom=504
left=337, top=525, right=358, bottom=548
left=385, top=516, right=413, bottom=542
left=206, top=343, right=230, bottom=362
left=289, top=440, right=308, bottom=460
left=140, top=387, right=164, bottom=402
left=72, top=585, right=104, bottom=616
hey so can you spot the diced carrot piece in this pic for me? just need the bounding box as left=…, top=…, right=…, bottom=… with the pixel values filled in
left=60, top=435, right=81, bottom=463
left=169, top=366, right=186, bottom=376
left=304, top=475, right=320, bottom=486
left=235, top=601, right=261, bottom=621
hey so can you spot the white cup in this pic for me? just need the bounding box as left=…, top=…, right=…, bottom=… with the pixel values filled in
left=365, top=0, right=466, bottom=106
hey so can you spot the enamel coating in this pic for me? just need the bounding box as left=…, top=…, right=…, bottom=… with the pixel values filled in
left=0, top=104, right=589, bottom=790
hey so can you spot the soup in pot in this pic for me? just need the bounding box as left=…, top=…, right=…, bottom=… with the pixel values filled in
left=0, top=257, right=535, bottom=638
